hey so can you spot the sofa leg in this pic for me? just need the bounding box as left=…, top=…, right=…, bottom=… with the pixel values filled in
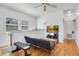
left=49, top=48, right=55, bottom=56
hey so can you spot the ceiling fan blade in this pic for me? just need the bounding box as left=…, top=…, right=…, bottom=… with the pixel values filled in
left=34, top=4, right=43, bottom=8
left=47, top=4, right=57, bottom=8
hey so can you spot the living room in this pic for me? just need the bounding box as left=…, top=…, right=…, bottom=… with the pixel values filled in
left=0, top=3, right=79, bottom=56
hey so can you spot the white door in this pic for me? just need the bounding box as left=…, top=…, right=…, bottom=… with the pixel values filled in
left=64, top=20, right=76, bottom=39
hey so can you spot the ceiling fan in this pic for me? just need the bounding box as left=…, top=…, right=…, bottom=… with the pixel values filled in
left=35, top=3, right=57, bottom=12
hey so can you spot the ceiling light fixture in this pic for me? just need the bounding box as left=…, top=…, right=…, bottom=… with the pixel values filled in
left=35, top=3, right=57, bottom=12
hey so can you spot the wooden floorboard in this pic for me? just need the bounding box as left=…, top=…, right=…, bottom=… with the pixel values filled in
left=50, top=43, right=64, bottom=56
left=64, top=39, right=79, bottom=56
left=10, top=39, right=79, bottom=56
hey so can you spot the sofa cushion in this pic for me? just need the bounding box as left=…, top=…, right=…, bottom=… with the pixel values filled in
left=24, top=36, right=52, bottom=51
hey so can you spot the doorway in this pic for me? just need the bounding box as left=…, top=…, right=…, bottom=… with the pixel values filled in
left=64, top=20, right=76, bottom=40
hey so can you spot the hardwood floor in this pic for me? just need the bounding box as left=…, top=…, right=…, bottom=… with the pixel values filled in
left=64, top=39, right=78, bottom=56
left=50, top=43, right=64, bottom=56
left=28, top=46, right=50, bottom=56
left=10, top=39, right=79, bottom=56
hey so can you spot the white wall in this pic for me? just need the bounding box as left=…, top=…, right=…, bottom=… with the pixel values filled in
left=37, top=11, right=64, bottom=42
left=0, top=6, right=36, bottom=46
left=75, top=4, right=79, bottom=48
left=76, top=17, right=79, bottom=48
left=76, top=5, right=79, bottom=48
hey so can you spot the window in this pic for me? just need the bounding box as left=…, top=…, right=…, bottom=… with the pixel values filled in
left=21, top=20, right=28, bottom=31
left=6, top=17, right=29, bottom=31
left=6, top=17, right=18, bottom=31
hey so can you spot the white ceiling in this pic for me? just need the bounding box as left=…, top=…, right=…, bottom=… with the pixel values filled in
left=0, top=3, right=78, bottom=17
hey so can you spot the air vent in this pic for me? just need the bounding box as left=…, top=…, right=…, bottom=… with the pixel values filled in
left=66, top=34, right=72, bottom=38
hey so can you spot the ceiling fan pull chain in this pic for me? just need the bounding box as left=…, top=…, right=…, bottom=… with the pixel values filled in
left=44, top=5, right=46, bottom=12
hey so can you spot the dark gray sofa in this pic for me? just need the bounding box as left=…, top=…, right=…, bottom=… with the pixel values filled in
left=24, top=36, right=55, bottom=52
